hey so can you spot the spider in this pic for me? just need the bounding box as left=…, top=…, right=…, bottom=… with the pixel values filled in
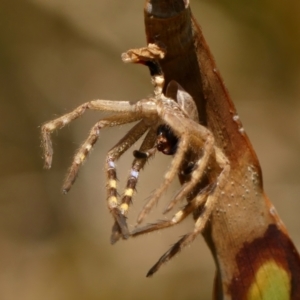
left=41, top=43, right=230, bottom=276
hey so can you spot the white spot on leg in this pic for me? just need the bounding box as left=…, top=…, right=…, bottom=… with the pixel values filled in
left=108, top=161, right=115, bottom=169
left=130, top=170, right=139, bottom=178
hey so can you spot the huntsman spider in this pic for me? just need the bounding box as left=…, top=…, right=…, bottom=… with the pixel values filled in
left=41, top=43, right=229, bottom=276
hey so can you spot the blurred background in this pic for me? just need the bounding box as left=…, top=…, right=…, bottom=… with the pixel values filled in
left=1, top=0, right=300, bottom=299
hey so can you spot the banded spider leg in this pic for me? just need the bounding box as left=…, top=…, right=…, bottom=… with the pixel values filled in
left=111, top=52, right=230, bottom=276
left=41, top=43, right=200, bottom=237
left=127, top=86, right=230, bottom=274
left=41, top=43, right=230, bottom=273
left=110, top=45, right=192, bottom=242
left=109, top=44, right=210, bottom=241
left=132, top=144, right=229, bottom=276
left=116, top=47, right=232, bottom=276
left=110, top=127, right=157, bottom=243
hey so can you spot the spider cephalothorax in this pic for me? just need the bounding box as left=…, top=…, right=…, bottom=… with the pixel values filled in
left=41, top=43, right=229, bottom=275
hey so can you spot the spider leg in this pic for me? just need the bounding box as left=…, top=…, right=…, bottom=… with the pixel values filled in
left=111, top=128, right=157, bottom=243
left=146, top=149, right=230, bottom=277
left=41, top=99, right=144, bottom=169
left=105, top=120, right=149, bottom=211
left=62, top=113, right=144, bottom=193
left=119, top=128, right=157, bottom=215
left=162, top=145, right=212, bottom=214
left=136, top=110, right=215, bottom=224
left=131, top=186, right=210, bottom=236
left=136, top=132, right=189, bottom=224
left=163, top=120, right=215, bottom=213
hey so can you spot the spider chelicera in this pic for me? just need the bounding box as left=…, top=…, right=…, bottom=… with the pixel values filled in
left=41, top=43, right=229, bottom=276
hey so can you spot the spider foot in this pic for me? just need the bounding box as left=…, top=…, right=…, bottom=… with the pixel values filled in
left=41, top=130, right=53, bottom=169
left=110, top=220, right=129, bottom=245
left=110, top=208, right=130, bottom=244
left=131, top=220, right=171, bottom=236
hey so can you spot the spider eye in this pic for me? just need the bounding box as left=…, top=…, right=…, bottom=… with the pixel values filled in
left=156, top=125, right=178, bottom=155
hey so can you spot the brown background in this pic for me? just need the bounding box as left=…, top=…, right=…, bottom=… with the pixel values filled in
left=1, top=0, right=300, bottom=299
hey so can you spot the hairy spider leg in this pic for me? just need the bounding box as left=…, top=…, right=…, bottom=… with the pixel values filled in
left=41, top=96, right=165, bottom=198
left=110, top=128, right=158, bottom=243
left=136, top=109, right=216, bottom=224
left=41, top=99, right=144, bottom=170
left=162, top=81, right=212, bottom=214
left=131, top=186, right=210, bottom=236
left=41, top=44, right=175, bottom=242
left=119, top=128, right=157, bottom=216
left=146, top=147, right=230, bottom=276
left=105, top=120, right=149, bottom=211
left=136, top=129, right=189, bottom=224
left=123, top=45, right=188, bottom=225
left=108, top=45, right=167, bottom=241
left=63, top=115, right=150, bottom=193
left=162, top=133, right=214, bottom=214
left=126, top=107, right=230, bottom=275
left=112, top=123, right=180, bottom=242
